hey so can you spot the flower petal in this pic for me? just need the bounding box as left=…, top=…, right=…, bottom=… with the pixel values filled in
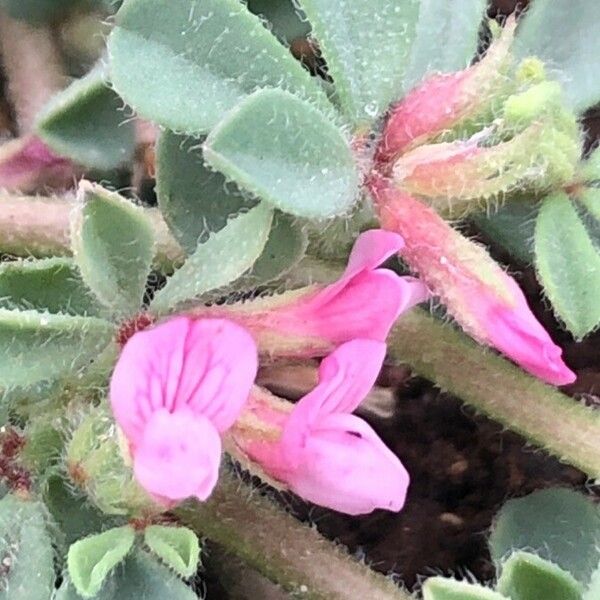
left=133, top=408, right=222, bottom=502
left=286, top=413, right=409, bottom=515
left=281, top=339, right=386, bottom=467
left=110, top=317, right=258, bottom=441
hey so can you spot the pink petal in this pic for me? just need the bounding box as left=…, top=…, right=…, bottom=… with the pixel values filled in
left=280, top=230, right=428, bottom=343
left=281, top=339, right=386, bottom=468
left=285, top=413, right=409, bottom=515
left=133, top=408, right=222, bottom=502
left=109, top=317, right=258, bottom=444
left=486, top=281, right=576, bottom=385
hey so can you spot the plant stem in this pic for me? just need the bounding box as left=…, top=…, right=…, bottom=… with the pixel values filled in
left=177, top=472, right=412, bottom=600
left=0, top=192, right=183, bottom=269
left=390, top=309, right=600, bottom=478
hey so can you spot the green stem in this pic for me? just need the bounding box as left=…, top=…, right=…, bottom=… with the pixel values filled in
left=390, top=309, right=600, bottom=478
left=177, top=472, right=412, bottom=600
left=0, top=192, right=183, bottom=270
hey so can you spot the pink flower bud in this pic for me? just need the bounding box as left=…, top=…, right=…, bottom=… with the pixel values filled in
left=376, top=18, right=516, bottom=164
left=109, top=317, right=258, bottom=503
left=368, top=173, right=575, bottom=386
left=0, top=135, right=74, bottom=192
left=192, top=230, right=428, bottom=358
left=234, top=340, right=410, bottom=515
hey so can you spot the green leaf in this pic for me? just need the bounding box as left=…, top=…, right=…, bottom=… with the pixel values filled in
left=151, top=201, right=273, bottom=313
left=514, top=0, right=600, bottom=112
left=489, top=488, right=600, bottom=585
left=534, top=192, right=600, bottom=338
left=56, top=552, right=198, bottom=600
left=423, top=577, right=509, bottom=600
left=72, top=182, right=154, bottom=317
left=0, top=495, right=54, bottom=600
left=108, top=0, right=328, bottom=134
left=68, top=527, right=135, bottom=598
left=471, top=201, right=538, bottom=264
left=144, top=525, right=200, bottom=578
left=0, top=0, right=89, bottom=24
left=36, top=66, right=135, bottom=171
left=403, top=0, right=486, bottom=91
left=497, top=552, right=583, bottom=600
left=584, top=564, right=600, bottom=600
left=578, top=188, right=600, bottom=248
left=204, top=88, right=359, bottom=220
left=155, top=131, right=256, bottom=254
left=247, top=0, right=310, bottom=44
left=0, top=257, right=103, bottom=316
left=44, top=476, right=112, bottom=547
left=243, top=212, right=307, bottom=285
left=0, top=309, right=115, bottom=390
left=297, top=0, right=419, bottom=125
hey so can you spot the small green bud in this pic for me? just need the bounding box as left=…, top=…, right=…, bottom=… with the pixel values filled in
left=503, top=81, right=562, bottom=127
left=66, top=405, right=160, bottom=517
left=516, top=57, right=546, bottom=84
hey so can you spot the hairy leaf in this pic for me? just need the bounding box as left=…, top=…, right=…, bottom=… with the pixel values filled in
left=108, top=0, right=328, bottom=133
left=578, top=188, right=600, bottom=248
left=57, top=552, right=197, bottom=599
left=156, top=131, right=256, bottom=254
left=204, top=88, right=359, bottom=219
left=36, top=66, right=135, bottom=170
left=144, top=525, right=200, bottom=578
left=471, top=202, right=538, bottom=264
left=515, top=0, right=600, bottom=112
left=68, top=527, right=135, bottom=598
left=72, top=182, right=154, bottom=317
left=0, top=495, right=54, bottom=600
left=0, top=257, right=102, bottom=316
left=0, top=308, right=115, bottom=390
left=534, top=193, right=600, bottom=338
left=489, top=488, right=600, bottom=584
left=423, top=578, right=508, bottom=600
left=403, top=0, right=486, bottom=90
left=297, top=0, right=419, bottom=125
left=497, top=552, right=583, bottom=600
left=151, top=201, right=273, bottom=312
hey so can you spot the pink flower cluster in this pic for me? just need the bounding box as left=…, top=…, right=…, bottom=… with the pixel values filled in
left=110, top=230, right=424, bottom=514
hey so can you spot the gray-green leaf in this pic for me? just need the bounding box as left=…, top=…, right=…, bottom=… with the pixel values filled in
left=204, top=88, right=359, bottom=220
left=0, top=257, right=102, bottom=316
left=144, top=525, right=200, bottom=579
left=423, top=577, right=509, bottom=600
left=156, top=131, right=256, bottom=255
left=0, top=308, right=115, bottom=390
left=403, top=0, right=486, bottom=91
left=514, top=0, right=600, bottom=112
left=489, top=488, right=600, bottom=585
left=151, top=201, right=273, bottom=313
left=497, top=552, right=583, bottom=600
left=108, top=0, right=328, bottom=134
left=36, top=66, right=135, bottom=170
left=0, top=495, right=54, bottom=600
left=297, top=0, right=420, bottom=125
left=71, top=182, right=154, bottom=317
left=57, top=551, right=198, bottom=600
left=534, top=192, right=600, bottom=339
left=68, top=527, right=136, bottom=598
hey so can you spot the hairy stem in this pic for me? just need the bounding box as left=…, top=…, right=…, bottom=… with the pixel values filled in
left=177, top=472, right=411, bottom=600
left=390, top=309, right=600, bottom=478
left=0, top=11, right=64, bottom=132
left=0, top=192, right=183, bottom=269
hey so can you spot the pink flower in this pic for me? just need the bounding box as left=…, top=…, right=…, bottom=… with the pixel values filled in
left=241, top=340, right=410, bottom=515
left=368, top=173, right=575, bottom=386
left=109, top=316, right=258, bottom=503
left=194, top=230, right=429, bottom=357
